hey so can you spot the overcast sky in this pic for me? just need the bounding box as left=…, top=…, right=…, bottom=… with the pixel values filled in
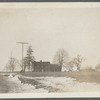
left=0, top=4, right=100, bottom=70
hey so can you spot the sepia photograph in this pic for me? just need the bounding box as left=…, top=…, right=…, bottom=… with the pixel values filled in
left=0, top=3, right=100, bottom=98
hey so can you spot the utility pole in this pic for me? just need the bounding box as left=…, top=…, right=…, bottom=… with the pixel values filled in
left=17, top=42, right=28, bottom=72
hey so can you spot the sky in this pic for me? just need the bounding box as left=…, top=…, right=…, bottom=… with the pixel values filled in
left=0, top=4, right=100, bottom=70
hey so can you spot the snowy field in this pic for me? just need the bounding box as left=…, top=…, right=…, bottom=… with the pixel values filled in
left=1, top=73, right=100, bottom=93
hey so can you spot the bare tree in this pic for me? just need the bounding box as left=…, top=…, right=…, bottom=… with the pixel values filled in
left=53, top=48, right=69, bottom=71
left=6, top=57, right=18, bottom=72
left=67, top=60, right=74, bottom=71
left=72, top=55, right=85, bottom=71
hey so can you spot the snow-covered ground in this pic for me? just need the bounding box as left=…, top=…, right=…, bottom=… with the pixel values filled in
left=2, top=73, right=100, bottom=93
left=6, top=74, right=48, bottom=93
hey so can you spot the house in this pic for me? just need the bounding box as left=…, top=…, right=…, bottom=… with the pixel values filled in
left=32, top=60, right=61, bottom=72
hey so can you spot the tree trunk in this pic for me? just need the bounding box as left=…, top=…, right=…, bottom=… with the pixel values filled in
left=23, top=65, right=26, bottom=72
left=77, top=64, right=80, bottom=71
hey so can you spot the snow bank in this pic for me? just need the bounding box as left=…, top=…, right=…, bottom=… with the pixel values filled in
left=20, top=76, right=100, bottom=92
left=7, top=74, right=48, bottom=93
left=7, top=74, right=100, bottom=92
left=8, top=74, right=15, bottom=78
